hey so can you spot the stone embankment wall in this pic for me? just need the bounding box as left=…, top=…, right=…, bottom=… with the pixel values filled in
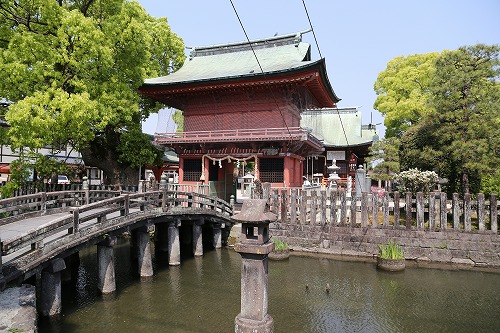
left=260, top=186, right=499, bottom=269
left=270, top=223, right=500, bottom=268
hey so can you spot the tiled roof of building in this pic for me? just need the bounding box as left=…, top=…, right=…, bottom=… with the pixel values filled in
left=143, top=31, right=314, bottom=86
left=301, top=107, right=378, bottom=147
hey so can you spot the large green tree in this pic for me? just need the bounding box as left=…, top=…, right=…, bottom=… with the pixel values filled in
left=0, top=0, right=185, bottom=185
left=400, top=44, right=500, bottom=194
left=374, top=52, right=439, bottom=138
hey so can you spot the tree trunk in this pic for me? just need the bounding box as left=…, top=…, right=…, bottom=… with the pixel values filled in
left=81, top=148, right=138, bottom=187
left=462, top=171, right=469, bottom=194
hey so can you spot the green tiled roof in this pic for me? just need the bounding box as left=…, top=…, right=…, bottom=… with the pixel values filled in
left=143, top=32, right=314, bottom=86
left=301, top=108, right=378, bottom=147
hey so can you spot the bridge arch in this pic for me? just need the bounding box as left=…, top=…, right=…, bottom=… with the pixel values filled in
left=0, top=189, right=234, bottom=316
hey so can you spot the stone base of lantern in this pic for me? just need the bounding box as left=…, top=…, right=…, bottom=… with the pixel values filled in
left=235, top=314, right=274, bottom=333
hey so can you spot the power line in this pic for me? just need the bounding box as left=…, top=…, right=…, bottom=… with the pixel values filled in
left=301, top=0, right=322, bottom=59
left=335, top=106, right=350, bottom=148
left=301, top=0, right=349, bottom=147
left=228, top=0, right=292, bottom=139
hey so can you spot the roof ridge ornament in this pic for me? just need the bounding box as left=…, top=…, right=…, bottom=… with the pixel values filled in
left=188, top=29, right=312, bottom=58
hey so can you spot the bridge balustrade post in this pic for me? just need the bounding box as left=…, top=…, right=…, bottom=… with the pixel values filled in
left=168, top=218, right=181, bottom=266
left=0, top=238, right=4, bottom=291
left=97, top=236, right=117, bottom=294
left=41, top=192, right=47, bottom=214
left=136, top=224, right=154, bottom=277
left=193, top=218, right=204, bottom=256
left=121, top=194, right=130, bottom=216
left=138, top=180, right=145, bottom=193
left=40, top=258, right=66, bottom=316
left=69, top=208, right=79, bottom=234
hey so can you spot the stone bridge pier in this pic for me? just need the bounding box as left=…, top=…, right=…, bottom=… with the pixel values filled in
left=154, top=218, right=226, bottom=266
left=97, top=236, right=117, bottom=294
left=40, top=258, right=66, bottom=316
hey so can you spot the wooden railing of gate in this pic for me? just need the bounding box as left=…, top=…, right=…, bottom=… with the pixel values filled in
left=264, top=187, right=498, bottom=233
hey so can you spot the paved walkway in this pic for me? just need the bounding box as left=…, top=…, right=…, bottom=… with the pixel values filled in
left=1, top=208, right=129, bottom=265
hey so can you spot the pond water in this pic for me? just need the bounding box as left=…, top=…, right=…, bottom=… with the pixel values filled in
left=39, top=240, right=500, bottom=333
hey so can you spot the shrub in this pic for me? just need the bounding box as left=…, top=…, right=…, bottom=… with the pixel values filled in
left=394, top=168, right=438, bottom=194
left=378, top=240, right=404, bottom=260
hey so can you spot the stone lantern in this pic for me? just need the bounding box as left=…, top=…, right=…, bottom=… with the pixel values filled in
left=327, top=159, right=341, bottom=189
left=232, top=199, right=277, bottom=333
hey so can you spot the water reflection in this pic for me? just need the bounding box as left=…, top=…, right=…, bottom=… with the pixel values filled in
left=39, top=239, right=500, bottom=333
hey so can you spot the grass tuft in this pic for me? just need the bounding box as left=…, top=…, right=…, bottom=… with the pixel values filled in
left=378, top=240, right=404, bottom=260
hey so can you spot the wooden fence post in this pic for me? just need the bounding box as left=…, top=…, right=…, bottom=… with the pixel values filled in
left=405, top=192, right=412, bottom=229
left=491, top=194, right=497, bottom=232
left=361, top=192, right=368, bottom=227
left=350, top=192, right=356, bottom=226
left=416, top=192, right=424, bottom=230
left=429, top=192, right=435, bottom=230
left=262, top=183, right=271, bottom=201
left=290, top=189, right=297, bottom=224
left=440, top=192, right=447, bottom=230
left=310, top=191, right=317, bottom=225
left=478, top=193, right=485, bottom=231
left=393, top=191, right=400, bottom=228
left=464, top=193, right=471, bottom=231
left=271, top=189, right=279, bottom=215
left=320, top=190, right=327, bottom=225
left=383, top=192, right=389, bottom=227
left=330, top=190, right=338, bottom=226
left=299, top=190, right=307, bottom=225
left=452, top=193, right=460, bottom=230
left=280, top=190, right=287, bottom=223
left=339, top=190, right=347, bottom=226
left=372, top=193, right=379, bottom=227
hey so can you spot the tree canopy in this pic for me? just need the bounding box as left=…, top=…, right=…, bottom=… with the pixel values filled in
left=374, top=52, right=439, bottom=138
left=0, top=0, right=185, bottom=186
left=375, top=44, right=500, bottom=194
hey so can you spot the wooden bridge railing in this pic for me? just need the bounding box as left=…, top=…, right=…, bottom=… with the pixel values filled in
left=0, top=190, right=123, bottom=226
left=262, top=187, right=499, bottom=233
left=0, top=189, right=233, bottom=283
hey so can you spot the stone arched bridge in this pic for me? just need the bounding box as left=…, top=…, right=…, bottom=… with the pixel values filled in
left=0, top=188, right=234, bottom=315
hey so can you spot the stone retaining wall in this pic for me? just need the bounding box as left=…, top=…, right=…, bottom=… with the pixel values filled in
left=270, top=223, right=500, bottom=268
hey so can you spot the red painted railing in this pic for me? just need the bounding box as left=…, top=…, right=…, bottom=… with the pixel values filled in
left=155, top=127, right=323, bottom=147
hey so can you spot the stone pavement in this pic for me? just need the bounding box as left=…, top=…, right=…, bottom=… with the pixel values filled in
left=0, top=285, right=36, bottom=333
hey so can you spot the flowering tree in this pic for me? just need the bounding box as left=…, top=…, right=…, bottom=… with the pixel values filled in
left=394, top=169, right=438, bottom=194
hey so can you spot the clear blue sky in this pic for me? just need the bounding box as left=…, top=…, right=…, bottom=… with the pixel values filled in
left=139, top=0, right=500, bottom=138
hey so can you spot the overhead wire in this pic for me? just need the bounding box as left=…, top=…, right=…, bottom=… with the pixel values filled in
left=302, top=0, right=350, bottom=148
left=229, top=0, right=293, bottom=139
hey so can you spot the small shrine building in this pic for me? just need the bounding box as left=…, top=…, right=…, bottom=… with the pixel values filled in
left=139, top=31, right=340, bottom=200
left=301, top=107, right=378, bottom=183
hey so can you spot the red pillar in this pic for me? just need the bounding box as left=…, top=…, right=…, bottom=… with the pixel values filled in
left=178, top=157, right=184, bottom=184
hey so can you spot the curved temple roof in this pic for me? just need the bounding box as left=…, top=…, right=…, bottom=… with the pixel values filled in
left=140, top=31, right=340, bottom=106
